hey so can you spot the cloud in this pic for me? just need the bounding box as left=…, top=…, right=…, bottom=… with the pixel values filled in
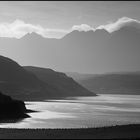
left=72, top=24, right=95, bottom=32
left=0, top=17, right=139, bottom=39
left=70, top=17, right=140, bottom=33
left=96, top=17, right=140, bottom=32
left=0, top=20, right=94, bottom=39
left=0, top=19, right=68, bottom=39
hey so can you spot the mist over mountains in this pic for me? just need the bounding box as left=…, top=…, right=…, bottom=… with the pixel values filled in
left=0, top=23, right=139, bottom=74
left=66, top=72, right=140, bottom=95
left=0, top=22, right=139, bottom=98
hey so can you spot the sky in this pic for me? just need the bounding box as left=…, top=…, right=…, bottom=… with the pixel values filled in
left=0, top=1, right=140, bottom=74
left=0, top=1, right=140, bottom=38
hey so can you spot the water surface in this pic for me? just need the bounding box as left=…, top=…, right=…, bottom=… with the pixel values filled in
left=0, top=94, right=140, bottom=128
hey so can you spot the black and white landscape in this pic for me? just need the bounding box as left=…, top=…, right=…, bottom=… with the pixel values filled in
left=0, top=1, right=140, bottom=139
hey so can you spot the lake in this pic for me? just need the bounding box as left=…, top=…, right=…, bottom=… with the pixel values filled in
left=0, top=94, right=140, bottom=128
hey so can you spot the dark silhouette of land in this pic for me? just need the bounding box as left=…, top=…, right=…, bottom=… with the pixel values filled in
left=0, top=91, right=29, bottom=120
left=0, top=124, right=139, bottom=139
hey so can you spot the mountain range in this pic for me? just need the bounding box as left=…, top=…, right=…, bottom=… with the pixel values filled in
left=0, top=23, right=139, bottom=98
left=0, top=24, right=140, bottom=74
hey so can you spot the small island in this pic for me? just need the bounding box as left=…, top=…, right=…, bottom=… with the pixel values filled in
left=0, top=91, right=30, bottom=120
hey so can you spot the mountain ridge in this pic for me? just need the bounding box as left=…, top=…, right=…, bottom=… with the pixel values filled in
left=0, top=55, right=95, bottom=100
left=24, top=66, right=95, bottom=98
left=0, top=24, right=138, bottom=74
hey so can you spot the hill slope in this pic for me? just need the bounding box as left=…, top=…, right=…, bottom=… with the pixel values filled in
left=0, top=55, right=95, bottom=100
left=24, top=66, right=95, bottom=98
left=0, top=55, right=50, bottom=100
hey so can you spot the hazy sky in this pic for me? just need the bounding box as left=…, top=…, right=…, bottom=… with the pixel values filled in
left=0, top=1, right=140, bottom=38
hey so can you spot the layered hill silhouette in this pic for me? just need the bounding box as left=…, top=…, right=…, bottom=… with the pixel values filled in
left=0, top=55, right=49, bottom=101
left=0, top=23, right=139, bottom=96
left=66, top=72, right=140, bottom=95
left=0, top=24, right=140, bottom=74
left=0, top=55, right=95, bottom=101
left=24, top=66, right=94, bottom=98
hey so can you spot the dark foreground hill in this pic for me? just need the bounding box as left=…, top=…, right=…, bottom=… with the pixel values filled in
left=24, top=66, right=95, bottom=98
left=0, top=55, right=95, bottom=101
left=0, top=92, right=29, bottom=120
left=66, top=72, right=140, bottom=95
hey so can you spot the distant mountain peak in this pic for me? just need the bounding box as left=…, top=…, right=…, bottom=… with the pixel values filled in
left=63, top=30, right=93, bottom=37
left=94, top=28, right=110, bottom=34
left=68, top=28, right=109, bottom=35
left=63, top=28, right=110, bottom=40
left=22, top=32, right=44, bottom=40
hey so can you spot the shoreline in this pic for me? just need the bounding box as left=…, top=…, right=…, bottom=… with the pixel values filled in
left=0, top=124, right=140, bottom=139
